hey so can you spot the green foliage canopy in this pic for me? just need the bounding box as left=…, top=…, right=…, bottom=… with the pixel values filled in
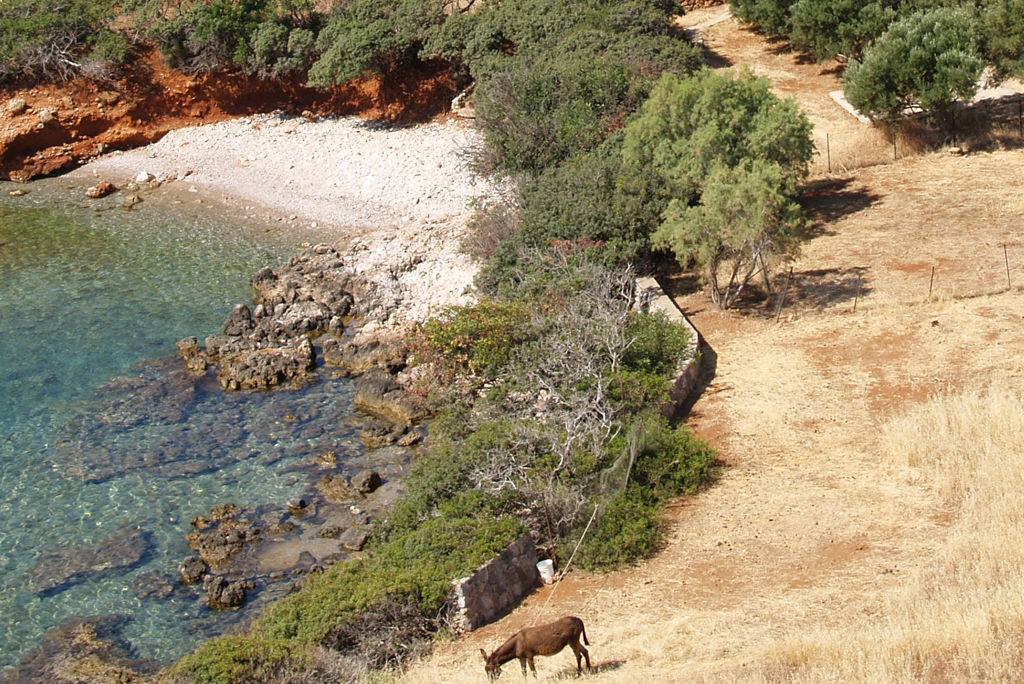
left=843, top=6, right=985, bottom=128
left=789, top=0, right=898, bottom=61
left=623, top=69, right=812, bottom=308
left=0, top=0, right=127, bottom=83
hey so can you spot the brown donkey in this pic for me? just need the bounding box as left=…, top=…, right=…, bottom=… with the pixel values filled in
left=480, top=615, right=591, bottom=678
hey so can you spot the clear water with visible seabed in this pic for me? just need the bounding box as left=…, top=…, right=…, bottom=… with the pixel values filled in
left=0, top=179, right=358, bottom=670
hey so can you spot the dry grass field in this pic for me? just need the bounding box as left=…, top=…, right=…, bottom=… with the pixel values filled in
left=393, top=7, right=1024, bottom=683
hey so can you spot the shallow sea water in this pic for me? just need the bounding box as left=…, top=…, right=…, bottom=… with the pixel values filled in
left=0, top=180, right=357, bottom=669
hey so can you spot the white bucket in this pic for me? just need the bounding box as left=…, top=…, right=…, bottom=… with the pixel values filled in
left=537, top=559, right=555, bottom=584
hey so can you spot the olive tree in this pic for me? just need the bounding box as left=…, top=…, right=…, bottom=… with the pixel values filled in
left=622, top=69, right=813, bottom=309
left=843, top=6, right=985, bottom=131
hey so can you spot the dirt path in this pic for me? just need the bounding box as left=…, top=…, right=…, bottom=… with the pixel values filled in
left=397, top=9, right=1024, bottom=676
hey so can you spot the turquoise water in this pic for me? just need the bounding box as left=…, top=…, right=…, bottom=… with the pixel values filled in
left=0, top=181, right=354, bottom=669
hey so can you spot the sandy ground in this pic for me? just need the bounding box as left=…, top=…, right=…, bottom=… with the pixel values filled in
left=70, top=113, right=509, bottom=326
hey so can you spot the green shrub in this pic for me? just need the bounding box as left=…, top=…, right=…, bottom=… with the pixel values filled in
left=0, top=0, right=125, bottom=83
left=730, top=0, right=799, bottom=35
left=571, top=488, right=664, bottom=569
left=628, top=414, right=715, bottom=498
left=168, top=634, right=298, bottom=684
left=843, top=6, right=985, bottom=130
left=256, top=515, right=523, bottom=645
left=420, top=299, right=534, bottom=377
left=149, top=0, right=320, bottom=75
left=247, top=21, right=316, bottom=78
left=622, top=311, right=691, bottom=375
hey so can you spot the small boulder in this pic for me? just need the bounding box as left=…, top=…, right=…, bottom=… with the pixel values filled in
left=178, top=555, right=207, bottom=584
left=176, top=336, right=207, bottom=374
left=85, top=181, right=116, bottom=199
left=317, top=474, right=360, bottom=503
left=222, top=303, right=254, bottom=336
left=351, top=469, right=383, bottom=495
left=7, top=97, right=27, bottom=116
left=318, top=524, right=344, bottom=539
left=339, top=525, right=372, bottom=552
left=202, top=575, right=250, bottom=608
left=359, top=419, right=407, bottom=448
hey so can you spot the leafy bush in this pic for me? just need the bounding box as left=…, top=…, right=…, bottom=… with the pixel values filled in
left=168, top=634, right=297, bottom=684
left=0, top=0, right=126, bottom=83
left=570, top=488, right=664, bottom=569
left=256, top=515, right=523, bottom=646
left=983, top=0, right=1024, bottom=78
left=149, top=0, right=320, bottom=76
left=623, top=69, right=812, bottom=309
left=247, top=21, right=316, bottom=79
left=844, top=6, right=985, bottom=130
left=730, top=0, right=799, bottom=35
left=419, top=299, right=534, bottom=378
left=789, top=0, right=897, bottom=61
left=622, top=311, right=691, bottom=376
left=627, top=412, right=715, bottom=498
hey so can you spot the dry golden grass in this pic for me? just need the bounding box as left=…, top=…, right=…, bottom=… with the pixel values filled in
left=761, top=385, right=1024, bottom=682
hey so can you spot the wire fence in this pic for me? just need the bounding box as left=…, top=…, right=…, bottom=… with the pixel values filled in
left=809, top=94, right=1024, bottom=177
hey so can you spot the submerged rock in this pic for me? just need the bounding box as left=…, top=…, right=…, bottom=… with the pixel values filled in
left=216, top=337, right=316, bottom=390
left=85, top=180, right=116, bottom=199
left=0, top=614, right=161, bottom=684
left=29, top=525, right=153, bottom=596
left=359, top=418, right=408, bottom=448
left=178, top=555, right=207, bottom=584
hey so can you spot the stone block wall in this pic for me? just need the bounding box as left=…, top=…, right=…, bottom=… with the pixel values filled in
left=450, top=535, right=539, bottom=632
left=635, top=276, right=703, bottom=416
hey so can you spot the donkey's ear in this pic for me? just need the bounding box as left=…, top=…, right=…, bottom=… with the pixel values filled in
left=480, top=648, right=489, bottom=661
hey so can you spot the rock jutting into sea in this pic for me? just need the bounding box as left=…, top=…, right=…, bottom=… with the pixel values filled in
left=179, top=243, right=354, bottom=391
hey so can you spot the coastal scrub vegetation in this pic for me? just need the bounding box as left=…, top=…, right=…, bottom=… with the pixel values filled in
left=168, top=257, right=715, bottom=683
left=622, top=70, right=813, bottom=308
left=0, top=0, right=129, bottom=83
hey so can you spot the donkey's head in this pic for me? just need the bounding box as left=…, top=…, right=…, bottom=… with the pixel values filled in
left=480, top=648, right=502, bottom=679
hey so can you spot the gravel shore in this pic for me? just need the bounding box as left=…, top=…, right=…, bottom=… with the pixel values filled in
left=73, top=112, right=509, bottom=327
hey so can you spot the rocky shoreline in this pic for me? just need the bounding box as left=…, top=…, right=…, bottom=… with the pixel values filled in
left=4, top=114, right=502, bottom=682
left=11, top=244, right=437, bottom=683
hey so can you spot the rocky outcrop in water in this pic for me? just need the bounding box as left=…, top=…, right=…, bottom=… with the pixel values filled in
left=29, top=525, right=153, bottom=597
left=322, top=336, right=406, bottom=376
left=202, top=575, right=253, bottom=608
left=353, top=368, right=428, bottom=425
left=186, top=503, right=260, bottom=569
left=0, top=614, right=161, bottom=684
left=178, top=244, right=354, bottom=390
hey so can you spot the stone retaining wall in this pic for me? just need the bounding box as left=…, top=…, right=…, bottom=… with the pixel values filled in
left=450, top=535, right=539, bottom=632
left=636, top=276, right=702, bottom=417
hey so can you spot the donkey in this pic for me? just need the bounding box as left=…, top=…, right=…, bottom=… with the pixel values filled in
left=480, top=615, right=591, bottom=678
